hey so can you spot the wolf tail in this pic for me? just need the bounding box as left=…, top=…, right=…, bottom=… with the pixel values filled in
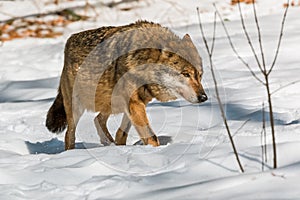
left=46, top=88, right=67, bottom=133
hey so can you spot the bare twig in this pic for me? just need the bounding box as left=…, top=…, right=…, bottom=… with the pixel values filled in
left=197, top=8, right=244, bottom=173
left=210, top=12, right=217, bottom=55
left=252, top=0, right=267, bottom=73
left=263, top=104, right=267, bottom=165
left=268, top=1, right=289, bottom=75
left=261, top=102, right=266, bottom=171
left=197, top=9, right=213, bottom=56
left=215, top=0, right=290, bottom=169
left=213, top=4, right=265, bottom=85
left=265, top=76, right=277, bottom=168
left=232, top=119, right=250, bottom=138
left=271, top=79, right=300, bottom=95
left=264, top=1, right=289, bottom=169
left=261, top=127, right=264, bottom=171
left=237, top=1, right=264, bottom=73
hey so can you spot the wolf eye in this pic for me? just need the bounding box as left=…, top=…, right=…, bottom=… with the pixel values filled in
left=182, top=72, right=190, bottom=78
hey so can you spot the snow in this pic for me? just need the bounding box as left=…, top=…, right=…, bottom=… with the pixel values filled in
left=1, top=0, right=300, bottom=199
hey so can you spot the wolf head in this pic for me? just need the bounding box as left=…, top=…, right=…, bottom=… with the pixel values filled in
left=159, top=34, right=207, bottom=104
left=109, top=23, right=207, bottom=104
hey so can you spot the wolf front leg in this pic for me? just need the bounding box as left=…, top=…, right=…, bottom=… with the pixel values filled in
left=94, top=113, right=115, bottom=145
left=115, top=114, right=131, bottom=145
left=128, top=92, right=160, bottom=146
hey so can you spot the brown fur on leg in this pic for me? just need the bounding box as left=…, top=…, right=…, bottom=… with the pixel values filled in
left=128, top=91, right=160, bottom=147
left=94, top=113, right=115, bottom=145
left=63, top=102, right=83, bottom=150
left=65, top=126, right=76, bottom=150
left=115, top=114, right=131, bottom=145
left=147, top=135, right=160, bottom=147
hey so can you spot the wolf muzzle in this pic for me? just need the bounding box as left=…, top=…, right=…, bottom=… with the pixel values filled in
left=197, top=93, right=208, bottom=103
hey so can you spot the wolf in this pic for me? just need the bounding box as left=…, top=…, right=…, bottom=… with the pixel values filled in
left=46, top=21, right=207, bottom=150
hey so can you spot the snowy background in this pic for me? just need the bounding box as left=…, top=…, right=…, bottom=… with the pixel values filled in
left=0, top=0, right=300, bottom=199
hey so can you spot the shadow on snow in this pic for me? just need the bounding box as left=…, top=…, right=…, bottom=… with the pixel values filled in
left=0, top=77, right=59, bottom=103
left=25, top=136, right=172, bottom=154
left=149, top=101, right=299, bottom=126
left=25, top=138, right=90, bottom=154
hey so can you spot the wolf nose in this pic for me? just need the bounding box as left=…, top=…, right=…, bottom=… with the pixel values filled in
left=198, top=94, right=208, bottom=102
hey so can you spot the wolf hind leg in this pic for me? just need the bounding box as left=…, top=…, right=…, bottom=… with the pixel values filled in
left=115, top=113, right=131, bottom=145
left=128, top=92, right=160, bottom=146
left=64, top=104, right=83, bottom=150
left=65, top=118, right=76, bottom=150
left=94, top=113, right=115, bottom=145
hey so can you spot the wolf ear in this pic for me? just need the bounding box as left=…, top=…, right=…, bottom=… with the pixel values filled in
left=182, top=34, right=192, bottom=42
left=182, top=33, right=197, bottom=50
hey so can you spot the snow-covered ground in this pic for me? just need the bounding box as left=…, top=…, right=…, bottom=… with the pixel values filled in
left=0, top=0, right=300, bottom=199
